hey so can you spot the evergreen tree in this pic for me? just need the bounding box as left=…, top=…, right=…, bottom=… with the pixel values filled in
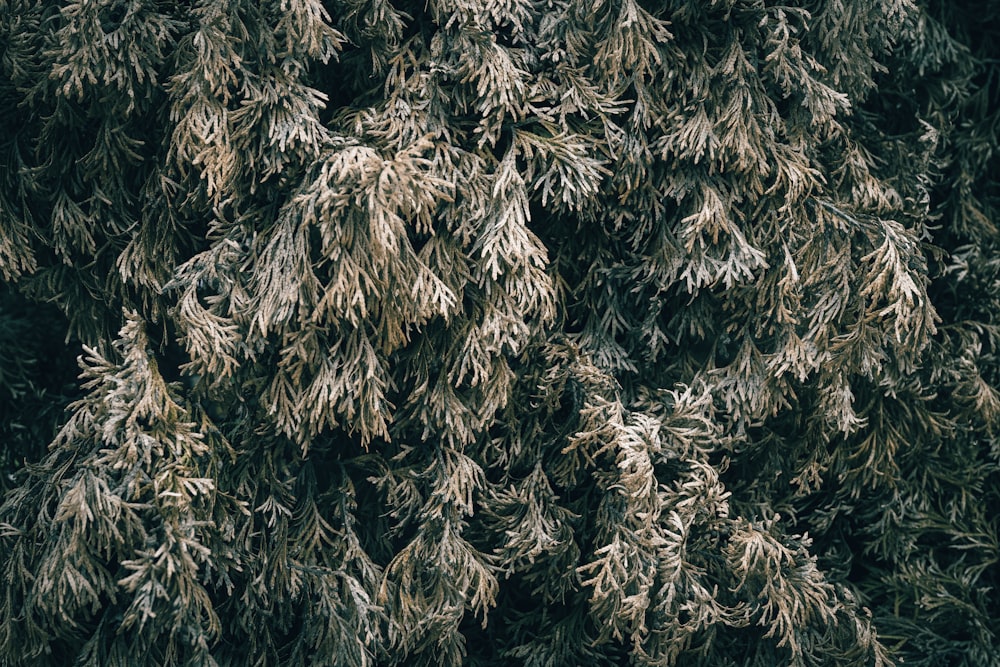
left=1, top=0, right=997, bottom=665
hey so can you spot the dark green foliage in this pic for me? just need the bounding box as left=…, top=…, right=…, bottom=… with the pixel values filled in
left=1, top=0, right=998, bottom=665
left=0, top=289, right=79, bottom=494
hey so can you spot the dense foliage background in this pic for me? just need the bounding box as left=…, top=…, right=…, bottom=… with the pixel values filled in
left=1, top=0, right=998, bottom=665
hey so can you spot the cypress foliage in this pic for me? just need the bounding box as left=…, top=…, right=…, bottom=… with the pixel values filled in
left=0, top=0, right=997, bottom=665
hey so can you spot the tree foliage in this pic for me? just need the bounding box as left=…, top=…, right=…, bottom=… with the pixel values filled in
left=0, top=0, right=998, bottom=665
